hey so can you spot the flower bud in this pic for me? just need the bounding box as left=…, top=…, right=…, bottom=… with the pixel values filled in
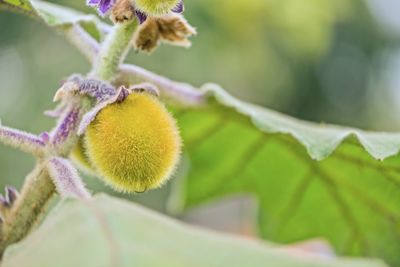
left=84, top=91, right=182, bottom=192
left=111, top=0, right=136, bottom=23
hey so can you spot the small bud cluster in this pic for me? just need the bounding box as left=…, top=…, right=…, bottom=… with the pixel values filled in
left=87, top=0, right=195, bottom=53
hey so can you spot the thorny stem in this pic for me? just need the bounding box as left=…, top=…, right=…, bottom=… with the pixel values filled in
left=93, top=20, right=138, bottom=80
left=0, top=17, right=138, bottom=257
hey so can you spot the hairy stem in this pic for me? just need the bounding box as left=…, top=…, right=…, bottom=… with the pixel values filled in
left=93, top=20, right=138, bottom=80
left=0, top=125, right=46, bottom=157
left=0, top=164, right=55, bottom=255
left=117, top=64, right=205, bottom=106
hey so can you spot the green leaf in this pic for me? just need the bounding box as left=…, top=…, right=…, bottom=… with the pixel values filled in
left=170, top=84, right=400, bottom=266
left=1, top=195, right=387, bottom=267
left=0, top=0, right=108, bottom=40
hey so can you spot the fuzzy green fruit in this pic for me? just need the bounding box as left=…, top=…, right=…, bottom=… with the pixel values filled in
left=85, top=92, right=182, bottom=193
left=135, top=0, right=180, bottom=16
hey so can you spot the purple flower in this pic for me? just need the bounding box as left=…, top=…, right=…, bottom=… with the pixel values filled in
left=171, top=0, right=184, bottom=13
left=87, top=0, right=115, bottom=15
left=135, top=10, right=147, bottom=24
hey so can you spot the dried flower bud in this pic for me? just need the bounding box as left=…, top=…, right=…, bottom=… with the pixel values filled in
left=134, top=14, right=196, bottom=53
left=111, top=0, right=136, bottom=23
left=157, top=14, right=195, bottom=45
left=133, top=17, right=160, bottom=53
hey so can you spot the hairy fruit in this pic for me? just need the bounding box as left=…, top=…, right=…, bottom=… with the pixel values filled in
left=85, top=92, right=181, bottom=192
left=135, top=0, right=180, bottom=16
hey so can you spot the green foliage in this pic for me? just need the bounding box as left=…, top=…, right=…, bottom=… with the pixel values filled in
left=2, top=195, right=388, bottom=267
left=171, top=84, right=400, bottom=265
left=202, top=0, right=351, bottom=58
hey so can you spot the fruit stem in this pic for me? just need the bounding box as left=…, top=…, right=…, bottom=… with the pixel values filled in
left=93, top=20, right=138, bottom=80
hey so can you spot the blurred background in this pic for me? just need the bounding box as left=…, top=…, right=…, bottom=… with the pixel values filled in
left=1, top=0, right=400, bottom=237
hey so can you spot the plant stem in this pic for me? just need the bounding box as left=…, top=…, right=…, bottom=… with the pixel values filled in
left=93, top=20, right=138, bottom=80
left=117, top=64, right=205, bottom=106
left=0, top=164, right=55, bottom=255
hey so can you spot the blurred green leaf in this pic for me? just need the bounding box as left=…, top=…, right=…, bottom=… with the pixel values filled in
left=2, top=194, right=387, bottom=267
left=203, top=0, right=351, bottom=59
left=0, top=0, right=108, bottom=40
left=170, top=84, right=400, bottom=265
left=0, top=0, right=31, bottom=12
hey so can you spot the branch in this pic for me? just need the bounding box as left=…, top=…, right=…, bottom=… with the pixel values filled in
left=0, top=164, right=55, bottom=255
left=0, top=123, right=46, bottom=156
left=117, top=64, right=205, bottom=106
